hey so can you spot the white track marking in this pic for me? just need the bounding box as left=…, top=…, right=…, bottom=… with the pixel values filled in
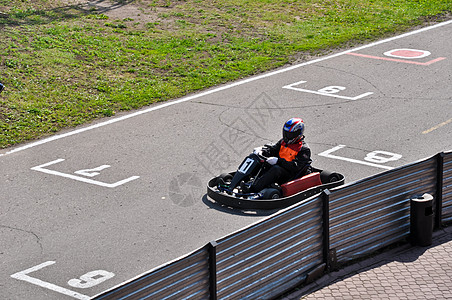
left=1, top=20, right=451, bottom=157
left=283, top=80, right=374, bottom=100
left=74, top=165, right=111, bottom=177
left=318, top=145, right=396, bottom=170
left=11, top=261, right=90, bottom=300
left=31, top=159, right=140, bottom=188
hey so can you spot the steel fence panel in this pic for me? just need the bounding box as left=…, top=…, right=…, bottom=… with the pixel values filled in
left=330, top=173, right=436, bottom=230
left=93, top=247, right=210, bottom=300
left=215, top=196, right=324, bottom=299
left=329, top=159, right=437, bottom=210
left=442, top=151, right=452, bottom=222
left=329, top=157, right=437, bottom=263
left=92, top=151, right=452, bottom=299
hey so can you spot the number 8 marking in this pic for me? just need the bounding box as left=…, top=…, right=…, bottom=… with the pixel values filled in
left=318, top=145, right=402, bottom=170
left=364, top=151, right=402, bottom=164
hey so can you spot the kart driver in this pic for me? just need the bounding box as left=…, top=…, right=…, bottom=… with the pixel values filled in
left=242, top=117, right=312, bottom=193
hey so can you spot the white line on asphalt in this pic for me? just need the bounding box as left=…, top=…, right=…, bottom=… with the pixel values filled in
left=10, top=261, right=90, bottom=300
left=31, top=159, right=140, bottom=188
left=282, top=80, right=374, bottom=100
left=2, top=19, right=452, bottom=157
left=318, top=145, right=395, bottom=170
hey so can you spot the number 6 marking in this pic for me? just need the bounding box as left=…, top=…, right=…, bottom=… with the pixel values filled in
left=318, top=86, right=346, bottom=94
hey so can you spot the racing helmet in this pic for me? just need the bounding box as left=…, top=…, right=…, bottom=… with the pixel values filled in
left=283, top=118, right=305, bottom=144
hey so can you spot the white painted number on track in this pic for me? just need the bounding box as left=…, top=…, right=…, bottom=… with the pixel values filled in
left=317, top=86, right=346, bottom=94
left=318, top=145, right=402, bottom=170
left=11, top=261, right=115, bottom=299
left=364, top=151, right=402, bottom=164
left=283, top=80, right=373, bottom=101
left=31, top=159, right=140, bottom=188
left=74, top=165, right=111, bottom=177
left=68, top=270, right=115, bottom=289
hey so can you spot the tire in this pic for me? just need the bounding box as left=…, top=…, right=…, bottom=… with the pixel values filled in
left=215, top=173, right=233, bottom=186
left=262, top=188, right=282, bottom=199
left=320, top=170, right=340, bottom=184
left=269, top=183, right=283, bottom=195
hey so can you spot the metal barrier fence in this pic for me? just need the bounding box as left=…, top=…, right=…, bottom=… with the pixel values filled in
left=215, top=195, right=324, bottom=300
left=93, top=151, right=451, bottom=300
left=442, top=152, right=452, bottom=222
left=94, top=247, right=211, bottom=299
left=329, top=157, right=437, bottom=264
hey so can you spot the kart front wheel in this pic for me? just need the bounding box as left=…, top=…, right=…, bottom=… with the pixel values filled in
left=215, top=173, right=233, bottom=186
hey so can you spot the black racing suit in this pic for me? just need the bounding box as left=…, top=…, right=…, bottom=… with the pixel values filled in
left=250, top=138, right=312, bottom=192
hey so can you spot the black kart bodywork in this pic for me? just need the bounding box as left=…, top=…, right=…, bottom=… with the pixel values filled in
left=207, top=151, right=345, bottom=210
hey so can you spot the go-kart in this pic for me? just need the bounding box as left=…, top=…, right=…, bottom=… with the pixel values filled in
left=207, top=147, right=345, bottom=210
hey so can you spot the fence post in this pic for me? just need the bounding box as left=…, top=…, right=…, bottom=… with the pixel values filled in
left=322, top=190, right=332, bottom=271
left=435, top=152, right=444, bottom=229
left=208, top=241, right=218, bottom=300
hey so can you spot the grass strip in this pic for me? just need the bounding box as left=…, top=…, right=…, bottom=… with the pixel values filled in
left=0, top=0, right=451, bottom=148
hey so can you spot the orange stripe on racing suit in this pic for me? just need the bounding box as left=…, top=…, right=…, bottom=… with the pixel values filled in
left=279, top=140, right=303, bottom=162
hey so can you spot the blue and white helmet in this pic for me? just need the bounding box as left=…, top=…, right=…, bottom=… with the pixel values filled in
left=283, top=118, right=305, bottom=144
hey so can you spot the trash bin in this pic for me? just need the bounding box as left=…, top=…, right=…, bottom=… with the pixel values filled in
left=410, top=193, right=433, bottom=246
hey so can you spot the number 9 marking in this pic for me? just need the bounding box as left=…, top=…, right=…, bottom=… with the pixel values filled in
left=68, top=270, right=115, bottom=289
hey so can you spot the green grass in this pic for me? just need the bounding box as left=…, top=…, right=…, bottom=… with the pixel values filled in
left=0, top=0, right=451, bottom=148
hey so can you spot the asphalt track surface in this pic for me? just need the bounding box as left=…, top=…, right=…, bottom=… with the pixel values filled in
left=1, top=20, right=451, bottom=300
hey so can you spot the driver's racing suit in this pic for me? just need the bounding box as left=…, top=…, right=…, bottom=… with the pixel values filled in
left=249, top=139, right=312, bottom=192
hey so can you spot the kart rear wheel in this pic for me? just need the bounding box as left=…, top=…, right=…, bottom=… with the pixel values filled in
left=320, top=170, right=340, bottom=183
left=262, top=188, right=282, bottom=199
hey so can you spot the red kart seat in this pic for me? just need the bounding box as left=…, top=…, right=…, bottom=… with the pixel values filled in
left=281, top=172, right=322, bottom=197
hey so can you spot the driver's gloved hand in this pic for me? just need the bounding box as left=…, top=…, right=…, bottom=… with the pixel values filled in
left=267, top=157, right=278, bottom=165
left=253, top=147, right=263, bottom=155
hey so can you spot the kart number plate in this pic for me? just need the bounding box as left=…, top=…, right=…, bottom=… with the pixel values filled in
left=238, top=158, right=254, bottom=174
